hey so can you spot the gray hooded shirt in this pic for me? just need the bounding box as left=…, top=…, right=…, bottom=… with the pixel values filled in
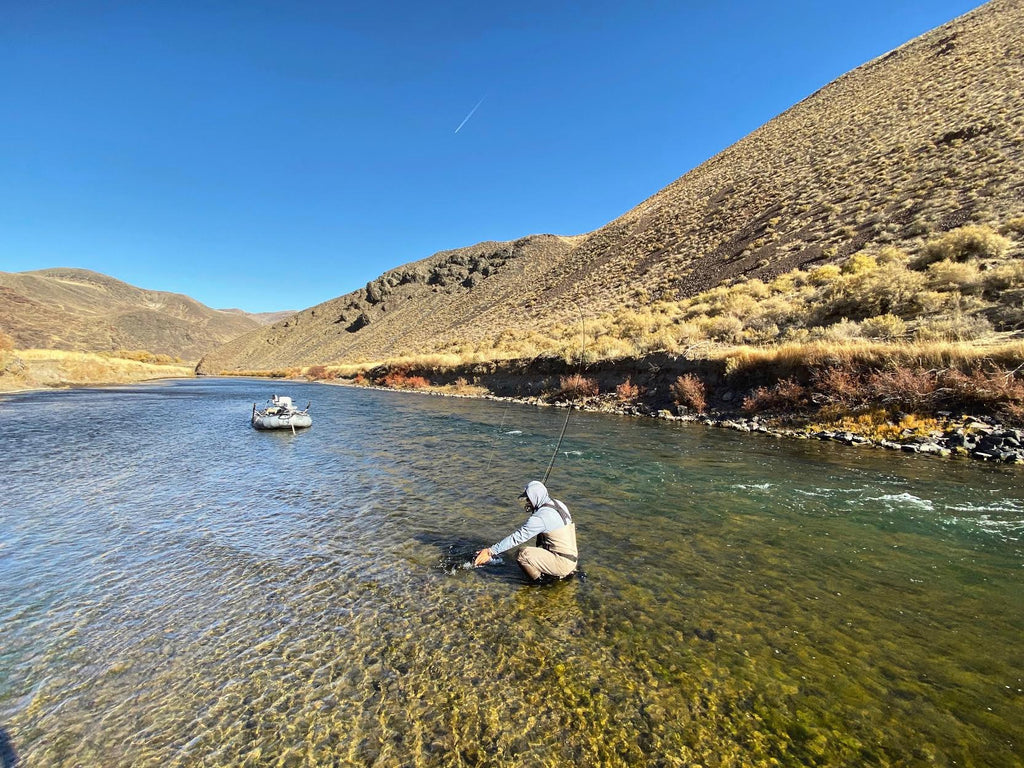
left=490, top=481, right=578, bottom=559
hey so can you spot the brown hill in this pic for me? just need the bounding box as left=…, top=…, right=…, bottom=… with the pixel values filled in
left=220, top=308, right=296, bottom=326
left=0, top=268, right=269, bottom=361
left=198, top=0, right=1024, bottom=374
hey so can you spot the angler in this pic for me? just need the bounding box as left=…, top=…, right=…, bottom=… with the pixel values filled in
left=474, top=480, right=578, bottom=581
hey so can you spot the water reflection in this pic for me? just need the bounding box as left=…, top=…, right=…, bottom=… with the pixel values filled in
left=1, top=379, right=1021, bottom=766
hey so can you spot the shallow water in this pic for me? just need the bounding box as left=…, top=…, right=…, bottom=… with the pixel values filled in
left=1, top=379, right=1021, bottom=767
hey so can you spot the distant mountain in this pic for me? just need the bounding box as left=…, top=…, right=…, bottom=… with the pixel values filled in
left=0, top=268, right=280, bottom=361
left=219, top=308, right=297, bottom=326
left=196, top=0, right=1024, bottom=374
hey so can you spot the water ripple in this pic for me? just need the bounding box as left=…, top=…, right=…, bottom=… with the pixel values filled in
left=1, top=380, right=1022, bottom=767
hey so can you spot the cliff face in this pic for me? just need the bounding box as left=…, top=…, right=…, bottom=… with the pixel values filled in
left=199, top=0, right=1024, bottom=373
left=0, top=268, right=266, bottom=361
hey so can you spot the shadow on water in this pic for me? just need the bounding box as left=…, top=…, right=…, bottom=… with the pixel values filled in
left=418, top=532, right=590, bottom=588
left=415, top=533, right=481, bottom=571
left=0, top=729, right=18, bottom=768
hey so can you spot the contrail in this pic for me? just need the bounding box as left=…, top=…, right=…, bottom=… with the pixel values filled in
left=454, top=97, right=486, bottom=134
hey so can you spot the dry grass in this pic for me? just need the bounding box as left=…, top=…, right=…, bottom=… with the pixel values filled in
left=1, top=268, right=262, bottom=361
left=805, top=411, right=946, bottom=443
left=434, top=377, right=489, bottom=396
left=198, top=0, right=1024, bottom=377
left=719, top=339, right=1024, bottom=376
left=0, top=348, right=194, bottom=391
left=335, top=222, right=1024, bottom=395
left=304, top=365, right=337, bottom=381
left=383, top=223, right=1024, bottom=372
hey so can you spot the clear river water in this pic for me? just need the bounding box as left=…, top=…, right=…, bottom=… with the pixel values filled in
left=1, top=378, right=1021, bottom=767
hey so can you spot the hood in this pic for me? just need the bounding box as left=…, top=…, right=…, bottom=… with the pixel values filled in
left=522, top=480, right=552, bottom=510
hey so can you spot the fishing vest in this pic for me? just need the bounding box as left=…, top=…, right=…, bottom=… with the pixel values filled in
left=536, top=500, right=579, bottom=562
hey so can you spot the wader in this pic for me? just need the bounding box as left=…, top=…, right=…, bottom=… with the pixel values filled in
left=517, top=502, right=578, bottom=580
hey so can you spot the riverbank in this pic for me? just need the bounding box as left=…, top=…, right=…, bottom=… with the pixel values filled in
left=308, top=343, right=1024, bottom=465
left=325, top=381, right=1024, bottom=465
left=0, top=349, right=195, bottom=393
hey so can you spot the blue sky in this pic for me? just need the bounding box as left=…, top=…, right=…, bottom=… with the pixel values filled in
left=2, top=1, right=982, bottom=313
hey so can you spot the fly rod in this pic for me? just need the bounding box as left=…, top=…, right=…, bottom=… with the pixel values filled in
left=542, top=300, right=586, bottom=485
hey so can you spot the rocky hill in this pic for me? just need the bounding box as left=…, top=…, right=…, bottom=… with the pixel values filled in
left=0, top=268, right=273, bottom=361
left=198, top=0, right=1024, bottom=374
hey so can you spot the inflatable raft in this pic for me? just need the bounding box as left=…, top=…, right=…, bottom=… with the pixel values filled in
left=252, top=395, right=312, bottom=431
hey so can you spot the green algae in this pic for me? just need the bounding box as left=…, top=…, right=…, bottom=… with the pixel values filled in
left=2, top=381, right=1022, bottom=766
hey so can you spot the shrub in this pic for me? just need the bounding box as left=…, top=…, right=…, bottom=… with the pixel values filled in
left=860, top=314, right=907, bottom=341
left=590, top=335, right=634, bottom=360
left=700, top=315, right=744, bottom=343
left=719, top=292, right=759, bottom=319
left=613, top=309, right=651, bottom=339
left=670, top=374, right=707, bottom=412
left=913, top=315, right=993, bottom=342
left=875, top=246, right=909, bottom=265
left=867, top=368, right=938, bottom=411
left=918, top=225, right=1012, bottom=266
left=742, top=322, right=781, bottom=345
left=926, top=260, right=983, bottom=294
left=740, top=278, right=770, bottom=299
left=555, top=375, right=599, bottom=400
left=822, top=319, right=864, bottom=341
left=940, top=368, right=1024, bottom=420
left=305, top=365, right=336, bottom=380
left=841, top=253, right=877, bottom=275
left=382, top=369, right=431, bottom=389
left=808, top=265, right=842, bottom=286
left=983, top=262, right=1024, bottom=291
left=825, top=261, right=925, bottom=319
left=615, top=378, right=641, bottom=402
left=810, top=367, right=865, bottom=408
left=913, top=290, right=959, bottom=314
left=741, top=378, right=808, bottom=414
left=1001, top=217, right=1024, bottom=238
left=404, top=375, right=430, bottom=389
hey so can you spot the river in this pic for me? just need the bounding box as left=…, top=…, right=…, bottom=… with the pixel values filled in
left=1, top=378, right=1021, bottom=767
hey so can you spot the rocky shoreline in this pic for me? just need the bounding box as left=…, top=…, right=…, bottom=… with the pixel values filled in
left=671, top=411, right=1024, bottom=464
left=329, top=351, right=1024, bottom=467
left=387, top=386, right=1024, bottom=466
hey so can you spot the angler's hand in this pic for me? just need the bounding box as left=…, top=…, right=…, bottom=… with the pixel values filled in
left=473, top=548, right=493, bottom=567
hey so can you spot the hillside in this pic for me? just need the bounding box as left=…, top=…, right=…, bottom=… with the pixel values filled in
left=198, top=0, right=1024, bottom=375
left=0, top=268, right=271, bottom=361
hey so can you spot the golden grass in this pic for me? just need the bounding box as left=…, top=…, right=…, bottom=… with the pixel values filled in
left=421, top=223, right=1024, bottom=371
left=804, top=411, right=946, bottom=443
left=433, top=378, right=489, bottom=396
left=0, top=349, right=195, bottom=391
left=718, top=339, right=1024, bottom=375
